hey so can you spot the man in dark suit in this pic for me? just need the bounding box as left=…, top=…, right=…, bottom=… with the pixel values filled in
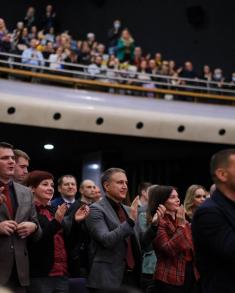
left=192, top=149, right=235, bottom=293
left=51, top=174, right=77, bottom=209
left=0, top=142, right=41, bottom=293
left=86, top=168, right=165, bottom=292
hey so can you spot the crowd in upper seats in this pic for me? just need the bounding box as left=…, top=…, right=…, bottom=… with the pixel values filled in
left=0, top=5, right=235, bottom=93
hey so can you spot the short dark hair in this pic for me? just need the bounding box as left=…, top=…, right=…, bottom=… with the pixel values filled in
left=14, top=149, right=30, bottom=161
left=57, top=174, right=77, bottom=186
left=24, top=170, right=54, bottom=188
left=210, top=149, right=235, bottom=182
left=137, top=182, right=152, bottom=197
left=0, top=142, right=13, bottom=149
left=101, top=168, right=126, bottom=190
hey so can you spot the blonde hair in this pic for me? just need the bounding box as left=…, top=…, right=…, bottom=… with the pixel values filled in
left=184, top=184, right=206, bottom=219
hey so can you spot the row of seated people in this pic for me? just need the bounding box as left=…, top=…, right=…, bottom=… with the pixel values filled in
left=0, top=10, right=235, bottom=94
left=1, top=142, right=234, bottom=293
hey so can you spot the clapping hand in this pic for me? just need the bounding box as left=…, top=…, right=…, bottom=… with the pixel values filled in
left=152, top=204, right=166, bottom=226
left=74, top=204, right=90, bottom=223
left=129, top=196, right=139, bottom=222
left=55, top=203, right=68, bottom=223
left=176, top=205, right=186, bottom=227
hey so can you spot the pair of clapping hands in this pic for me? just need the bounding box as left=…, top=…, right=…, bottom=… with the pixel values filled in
left=129, top=196, right=166, bottom=226
left=55, top=202, right=90, bottom=224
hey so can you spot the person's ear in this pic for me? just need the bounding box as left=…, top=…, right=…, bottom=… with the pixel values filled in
left=215, top=168, right=228, bottom=183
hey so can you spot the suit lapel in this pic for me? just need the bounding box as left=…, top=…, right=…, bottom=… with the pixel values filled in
left=13, top=182, right=25, bottom=222
left=100, top=197, right=120, bottom=226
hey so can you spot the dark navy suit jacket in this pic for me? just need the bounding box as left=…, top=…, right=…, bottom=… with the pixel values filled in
left=192, top=189, right=235, bottom=293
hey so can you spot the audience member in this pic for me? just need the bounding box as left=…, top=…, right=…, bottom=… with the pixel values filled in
left=79, top=179, right=96, bottom=204
left=184, top=184, right=207, bottom=221
left=117, top=29, right=135, bottom=63
left=0, top=142, right=41, bottom=293
left=51, top=174, right=77, bottom=208
left=192, top=149, right=235, bottom=293
left=107, top=19, right=122, bottom=55
left=21, top=38, right=44, bottom=68
left=25, top=170, right=89, bottom=293
left=85, top=168, right=165, bottom=292
left=148, top=185, right=199, bottom=293
left=13, top=149, right=30, bottom=184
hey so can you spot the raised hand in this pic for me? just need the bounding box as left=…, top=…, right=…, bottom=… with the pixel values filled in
left=152, top=204, right=166, bottom=226
left=55, top=203, right=68, bottom=223
left=176, top=205, right=186, bottom=227
left=129, top=196, right=139, bottom=222
left=74, top=204, right=90, bottom=223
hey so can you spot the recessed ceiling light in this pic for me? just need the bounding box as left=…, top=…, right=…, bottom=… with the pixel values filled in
left=88, top=163, right=100, bottom=170
left=44, top=144, right=54, bottom=150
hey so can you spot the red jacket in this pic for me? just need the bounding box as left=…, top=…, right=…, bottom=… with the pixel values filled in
left=153, top=213, right=199, bottom=285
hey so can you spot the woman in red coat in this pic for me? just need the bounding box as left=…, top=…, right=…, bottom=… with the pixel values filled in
left=147, top=185, right=199, bottom=293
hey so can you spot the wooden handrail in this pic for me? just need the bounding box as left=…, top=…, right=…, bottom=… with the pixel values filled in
left=0, top=66, right=235, bottom=102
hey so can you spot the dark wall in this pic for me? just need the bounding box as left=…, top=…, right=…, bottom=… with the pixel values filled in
left=2, top=0, right=235, bottom=77
left=0, top=122, right=232, bottom=200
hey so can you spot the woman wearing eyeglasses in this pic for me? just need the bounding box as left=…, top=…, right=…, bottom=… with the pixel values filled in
left=147, top=185, right=199, bottom=293
left=184, top=185, right=207, bottom=222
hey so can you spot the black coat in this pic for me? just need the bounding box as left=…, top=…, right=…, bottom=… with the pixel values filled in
left=192, top=189, right=235, bottom=293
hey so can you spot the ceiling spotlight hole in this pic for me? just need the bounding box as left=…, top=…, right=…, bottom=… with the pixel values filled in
left=136, top=122, right=144, bottom=129
left=96, top=117, right=104, bottom=125
left=218, top=129, right=226, bottom=136
left=178, top=125, right=185, bottom=132
left=53, top=112, right=61, bottom=120
left=7, top=107, right=16, bottom=115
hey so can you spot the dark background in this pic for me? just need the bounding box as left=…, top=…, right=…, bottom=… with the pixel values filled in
left=2, top=0, right=235, bottom=78
left=0, top=122, right=232, bottom=200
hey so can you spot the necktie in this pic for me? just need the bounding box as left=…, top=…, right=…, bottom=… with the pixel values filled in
left=2, top=184, right=14, bottom=218
left=116, top=204, right=135, bottom=269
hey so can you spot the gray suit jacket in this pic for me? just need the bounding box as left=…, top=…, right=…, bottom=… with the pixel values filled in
left=0, top=182, right=41, bottom=286
left=86, top=196, right=157, bottom=289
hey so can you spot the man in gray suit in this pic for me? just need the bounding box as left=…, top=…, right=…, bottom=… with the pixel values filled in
left=0, top=142, right=41, bottom=293
left=86, top=168, right=165, bottom=292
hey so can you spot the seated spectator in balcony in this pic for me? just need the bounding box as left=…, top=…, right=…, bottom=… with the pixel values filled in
left=117, top=29, right=135, bottom=63
left=107, top=19, right=122, bottom=55
left=23, top=6, right=36, bottom=30
left=21, top=38, right=44, bottom=68
left=12, top=21, right=24, bottom=48
left=154, top=52, right=162, bottom=69
left=41, top=4, right=57, bottom=33
left=48, top=46, right=66, bottom=70
left=200, top=64, right=212, bottom=89
left=0, top=18, right=11, bottom=56
left=229, top=72, right=235, bottom=90
left=43, top=26, right=56, bottom=44
left=212, top=68, right=225, bottom=89
left=179, top=61, right=198, bottom=80
left=201, top=64, right=212, bottom=82
left=132, top=46, right=143, bottom=68
left=28, top=25, right=38, bottom=41
left=42, top=41, right=54, bottom=66
left=106, top=54, right=120, bottom=82
left=87, top=55, right=104, bottom=79
left=86, top=32, right=96, bottom=49
left=138, top=59, right=155, bottom=97
left=184, top=184, right=207, bottom=222
left=77, top=41, right=91, bottom=65
left=15, top=27, right=30, bottom=53
left=147, top=59, right=159, bottom=81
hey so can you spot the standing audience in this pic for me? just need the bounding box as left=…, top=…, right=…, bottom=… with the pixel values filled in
left=147, top=185, right=199, bottom=293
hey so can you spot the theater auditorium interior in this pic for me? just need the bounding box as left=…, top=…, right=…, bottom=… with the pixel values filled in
left=1, top=0, right=235, bottom=197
